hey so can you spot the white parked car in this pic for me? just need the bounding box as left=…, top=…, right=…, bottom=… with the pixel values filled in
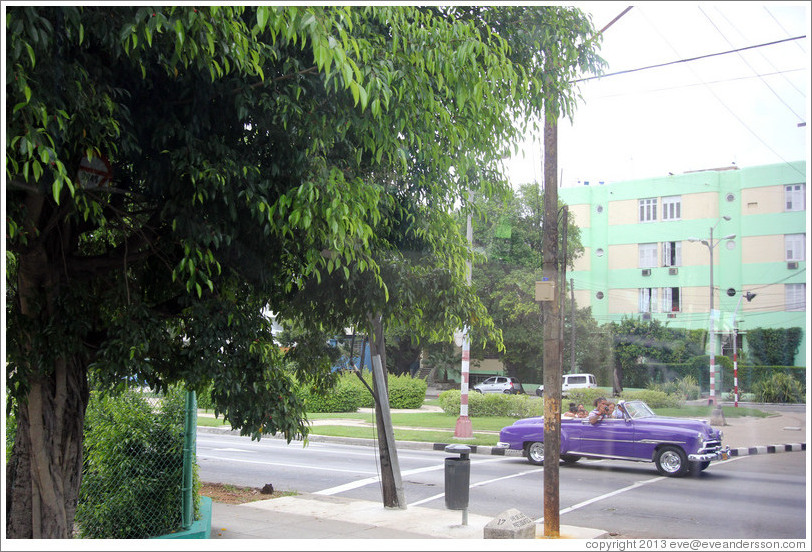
left=473, top=376, right=525, bottom=395
left=535, top=373, right=597, bottom=396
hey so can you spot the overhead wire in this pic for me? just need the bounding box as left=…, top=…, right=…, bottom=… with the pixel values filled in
left=633, top=6, right=806, bottom=179
left=700, top=5, right=805, bottom=123
left=572, top=35, right=806, bottom=84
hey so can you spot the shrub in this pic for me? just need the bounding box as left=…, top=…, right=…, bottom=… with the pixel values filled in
left=752, top=372, right=805, bottom=404
left=387, top=374, right=427, bottom=409
left=76, top=385, right=199, bottom=538
left=339, top=372, right=427, bottom=410
left=565, top=389, right=606, bottom=409
left=438, top=390, right=542, bottom=418
left=648, top=375, right=700, bottom=401
left=619, top=388, right=682, bottom=408
left=297, top=374, right=364, bottom=413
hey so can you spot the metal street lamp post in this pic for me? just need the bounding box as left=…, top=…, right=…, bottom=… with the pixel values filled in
left=688, top=216, right=735, bottom=424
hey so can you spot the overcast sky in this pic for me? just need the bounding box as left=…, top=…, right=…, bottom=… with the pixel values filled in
left=507, top=2, right=810, bottom=187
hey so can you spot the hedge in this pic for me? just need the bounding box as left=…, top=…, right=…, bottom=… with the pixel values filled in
left=622, top=360, right=806, bottom=395
left=297, top=372, right=428, bottom=412
left=438, top=390, right=542, bottom=418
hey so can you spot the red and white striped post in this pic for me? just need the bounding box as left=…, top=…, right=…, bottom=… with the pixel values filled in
left=455, top=190, right=474, bottom=439
left=733, top=326, right=739, bottom=408
left=455, top=329, right=473, bottom=438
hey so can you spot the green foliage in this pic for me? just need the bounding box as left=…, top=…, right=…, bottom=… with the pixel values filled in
left=746, top=328, right=803, bottom=366
left=438, top=390, right=542, bottom=418
left=76, top=385, right=198, bottom=538
left=648, top=375, right=701, bottom=401
left=297, top=371, right=426, bottom=412
left=619, top=389, right=682, bottom=409
left=564, top=388, right=608, bottom=409
left=5, top=408, right=16, bottom=464
left=752, top=372, right=805, bottom=404
left=386, top=374, right=428, bottom=409
left=609, top=317, right=706, bottom=390
left=297, top=374, right=364, bottom=413
left=195, top=381, right=216, bottom=411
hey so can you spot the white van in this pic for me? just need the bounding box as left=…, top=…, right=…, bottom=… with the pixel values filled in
left=535, top=373, right=597, bottom=396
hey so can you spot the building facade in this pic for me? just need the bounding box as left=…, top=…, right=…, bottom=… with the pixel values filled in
left=559, top=161, right=807, bottom=367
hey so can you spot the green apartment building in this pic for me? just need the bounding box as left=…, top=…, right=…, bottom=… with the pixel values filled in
left=559, top=160, right=807, bottom=368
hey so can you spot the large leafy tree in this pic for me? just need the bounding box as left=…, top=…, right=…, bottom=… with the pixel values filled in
left=5, top=6, right=602, bottom=537
left=470, top=183, right=584, bottom=383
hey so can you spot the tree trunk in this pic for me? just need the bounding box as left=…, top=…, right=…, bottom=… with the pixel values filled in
left=6, top=365, right=89, bottom=538
left=7, top=206, right=90, bottom=538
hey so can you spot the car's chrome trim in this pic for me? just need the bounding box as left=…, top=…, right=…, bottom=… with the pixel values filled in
left=566, top=451, right=650, bottom=463
left=637, top=439, right=688, bottom=445
left=688, top=446, right=730, bottom=462
left=495, top=442, right=511, bottom=449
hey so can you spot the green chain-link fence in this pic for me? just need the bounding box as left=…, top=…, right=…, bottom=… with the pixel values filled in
left=75, top=386, right=198, bottom=538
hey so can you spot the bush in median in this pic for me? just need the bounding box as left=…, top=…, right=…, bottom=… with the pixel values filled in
left=439, top=390, right=541, bottom=418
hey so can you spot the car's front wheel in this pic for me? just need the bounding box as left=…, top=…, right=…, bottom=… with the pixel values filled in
left=689, top=461, right=711, bottom=476
left=525, top=442, right=544, bottom=465
left=655, top=445, right=689, bottom=477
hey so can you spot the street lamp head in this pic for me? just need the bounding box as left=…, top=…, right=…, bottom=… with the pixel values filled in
left=721, top=234, right=736, bottom=240
left=722, top=215, right=731, bottom=221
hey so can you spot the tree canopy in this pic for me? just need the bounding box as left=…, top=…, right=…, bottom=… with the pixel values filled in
left=5, top=5, right=603, bottom=537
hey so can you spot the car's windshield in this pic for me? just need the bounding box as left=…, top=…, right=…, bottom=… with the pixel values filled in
left=622, top=400, right=656, bottom=419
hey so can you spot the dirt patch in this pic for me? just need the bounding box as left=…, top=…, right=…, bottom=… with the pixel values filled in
left=199, top=482, right=296, bottom=504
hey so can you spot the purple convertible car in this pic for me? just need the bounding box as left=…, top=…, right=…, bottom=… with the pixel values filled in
left=496, top=400, right=730, bottom=477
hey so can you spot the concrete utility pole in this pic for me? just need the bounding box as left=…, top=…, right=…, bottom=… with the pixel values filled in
left=541, top=115, right=562, bottom=538
left=368, top=314, right=406, bottom=509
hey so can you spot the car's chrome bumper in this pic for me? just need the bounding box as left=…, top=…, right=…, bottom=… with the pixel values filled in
left=688, top=446, right=730, bottom=462
left=495, top=442, right=511, bottom=449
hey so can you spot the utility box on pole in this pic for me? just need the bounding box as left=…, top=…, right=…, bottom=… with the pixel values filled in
left=535, top=280, right=555, bottom=302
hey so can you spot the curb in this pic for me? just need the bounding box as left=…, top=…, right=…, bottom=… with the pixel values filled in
left=728, top=443, right=806, bottom=456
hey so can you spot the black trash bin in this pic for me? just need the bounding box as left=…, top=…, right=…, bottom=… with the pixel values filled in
left=444, top=444, right=471, bottom=510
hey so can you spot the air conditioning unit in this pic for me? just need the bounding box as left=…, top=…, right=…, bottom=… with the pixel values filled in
left=642, top=313, right=652, bottom=320
left=787, top=261, right=799, bottom=270
left=641, top=269, right=651, bottom=276
left=668, top=267, right=678, bottom=275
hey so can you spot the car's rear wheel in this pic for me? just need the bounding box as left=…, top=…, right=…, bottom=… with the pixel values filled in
left=525, top=442, right=544, bottom=465
left=655, top=445, right=689, bottom=477
left=560, top=454, right=581, bottom=464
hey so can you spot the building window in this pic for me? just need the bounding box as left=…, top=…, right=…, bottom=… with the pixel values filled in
left=662, top=287, right=681, bottom=312
left=639, top=288, right=658, bottom=313
left=639, top=198, right=657, bottom=222
left=663, top=241, right=682, bottom=267
left=639, top=243, right=658, bottom=268
left=785, top=184, right=805, bottom=211
left=662, top=196, right=681, bottom=220
left=785, top=234, right=806, bottom=261
left=785, top=283, right=806, bottom=311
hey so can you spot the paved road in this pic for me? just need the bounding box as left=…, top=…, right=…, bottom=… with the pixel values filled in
left=196, top=431, right=807, bottom=539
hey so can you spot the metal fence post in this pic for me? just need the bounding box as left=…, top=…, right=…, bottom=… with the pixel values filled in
left=181, top=390, right=197, bottom=529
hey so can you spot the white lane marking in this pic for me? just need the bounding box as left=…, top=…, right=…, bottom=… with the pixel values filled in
left=212, top=448, right=255, bottom=453
left=538, top=455, right=749, bottom=522
left=196, top=453, right=379, bottom=475
left=314, top=456, right=512, bottom=496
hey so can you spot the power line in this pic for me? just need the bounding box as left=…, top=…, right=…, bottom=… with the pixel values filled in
left=699, top=5, right=805, bottom=123
left=587, top=68, right=806, bottom=101
left=633, top=7, right=806, bottom=179
left=573, top=35, right=806, bottom=84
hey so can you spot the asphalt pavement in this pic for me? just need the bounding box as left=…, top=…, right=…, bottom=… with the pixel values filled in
left=202, top=400, right=807, bottom=541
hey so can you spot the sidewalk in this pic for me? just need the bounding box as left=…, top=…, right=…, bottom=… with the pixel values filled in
left=203, top=406, right=806, bottom=540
